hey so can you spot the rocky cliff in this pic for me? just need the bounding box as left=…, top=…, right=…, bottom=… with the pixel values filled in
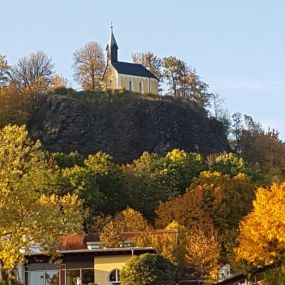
left=28, top=94, right=230, bottom=163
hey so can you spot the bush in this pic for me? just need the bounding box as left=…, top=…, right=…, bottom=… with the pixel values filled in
left=120, top=253, right=176, bottom=285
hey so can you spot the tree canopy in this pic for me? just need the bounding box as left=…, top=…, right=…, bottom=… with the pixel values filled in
left=0, top=125, right=85, bottom=269
left=120, top=253, right=176, bottom=285
left=236, top=183, right=285, bottom=266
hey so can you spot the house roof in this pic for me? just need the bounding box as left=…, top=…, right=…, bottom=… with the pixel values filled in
left=112, top=61, right=158, bottom=80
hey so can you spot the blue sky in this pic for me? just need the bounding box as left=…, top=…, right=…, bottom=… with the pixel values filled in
left=2, top=0, right=285, bottom=139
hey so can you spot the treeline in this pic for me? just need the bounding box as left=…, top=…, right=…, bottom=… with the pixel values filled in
left=0, top=44, right=218, bottom=108
left=1, top=124, right=285, bottom=282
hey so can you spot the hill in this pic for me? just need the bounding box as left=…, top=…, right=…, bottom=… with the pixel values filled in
left=28, top=92, right=230, bottom=163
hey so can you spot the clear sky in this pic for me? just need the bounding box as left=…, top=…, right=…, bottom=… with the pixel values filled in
left=2, top=0, right=285, bottom=139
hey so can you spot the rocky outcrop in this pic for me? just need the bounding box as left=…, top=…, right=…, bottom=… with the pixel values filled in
left=28, top=94, right=230, bottom=163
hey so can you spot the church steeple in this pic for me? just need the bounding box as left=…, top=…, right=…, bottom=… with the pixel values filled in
left=106, top=24, right=118, bottom=63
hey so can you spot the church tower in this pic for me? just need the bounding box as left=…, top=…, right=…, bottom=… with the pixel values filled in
left=106, top=25, right=118, bottom=63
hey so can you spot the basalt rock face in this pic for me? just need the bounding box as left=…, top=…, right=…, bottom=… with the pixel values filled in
left=28, top=94, right=230, bottom=163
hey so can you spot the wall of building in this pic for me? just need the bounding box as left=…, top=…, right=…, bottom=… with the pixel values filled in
left=103, top=64, right=118, bottom=90
left=119, top=74, right=158, bottom=95
left=94, top=255, right=131, bottom=285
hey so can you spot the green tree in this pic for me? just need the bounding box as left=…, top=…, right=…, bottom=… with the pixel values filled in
left=73, top=42, right=105, bottom=91
left=120, top=254, right=176, bottom=285
left=84, top=152, right=127, bottom=214
left=122, top=150, right=206, bottom=220
left=51, top=151, right=84, bottom=168
left=0, top=125, right=84, bottom=269
left=207, top=152, right=248, bottom=177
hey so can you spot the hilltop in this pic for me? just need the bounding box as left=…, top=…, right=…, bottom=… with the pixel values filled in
left=28, top=91, right=229, bottom=163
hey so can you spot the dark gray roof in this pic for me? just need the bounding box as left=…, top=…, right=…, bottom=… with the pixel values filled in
left=112, top=61, right=158, bottom=80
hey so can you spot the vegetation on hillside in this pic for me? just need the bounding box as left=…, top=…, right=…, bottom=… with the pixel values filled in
left=0, top=45, right=285, bottom=284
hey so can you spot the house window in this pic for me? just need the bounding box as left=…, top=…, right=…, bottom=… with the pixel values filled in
left=109, top=269, right=120, bottom=285
left=139, top=82, right=142, bottom=93
left=128, top=80, right=133, bottom=91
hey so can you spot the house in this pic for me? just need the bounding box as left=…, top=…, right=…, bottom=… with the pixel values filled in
left=102, top=27, right=159, bottom=94
left=18, top=234, right=155, bottom=285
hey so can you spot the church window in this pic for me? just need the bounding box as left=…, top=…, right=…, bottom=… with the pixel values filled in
left=128, top=80, right=133, bottom=91
left=139, top=82, right=142, bottom=93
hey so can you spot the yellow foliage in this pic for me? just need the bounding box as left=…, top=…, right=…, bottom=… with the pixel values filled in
left=236, top=183, right=285, bottom=266
left=185, top=225, right=221, bottom=282
left=0, top=125, right=85, bottom=269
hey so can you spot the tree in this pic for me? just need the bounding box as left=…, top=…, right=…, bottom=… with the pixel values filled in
left=49, top=75, right=68, bottom=92
left=73, top=42, right=105, bottom=91
left=0, top=125, right=85, bottom=269
left=162, top=56, right=184, bottom=97
left=0, top=85, right=32, bottom=128
left=132, top=51, right=162, bottom=81
left=207, top=152, right=248, bottom=177
left=120, top=253, right=176, bottom=285
left=122, top=150, right=206, bottom=220
left=190, top=171, right=255, bottom=231
left=162, top=56, right=211, bottom=106
left=100, top=208, right=150, bottom=247
left=10, top=51, right=54, bottom=93
left=231, top=112, right=243, bottom=153
left=210, top=94, right=231, bottom=135
left=0, top=55, right=10, bottom=88
left=84, top=152, right=127, bottom=214
left=236, top=183, right=285, bottom=266
left=185, top=224, right=221, bottom=282
left=155, top=186, right=214, bottom=231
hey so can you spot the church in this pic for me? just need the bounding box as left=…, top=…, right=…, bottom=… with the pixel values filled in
left=103, top=28, right=159, bottom=94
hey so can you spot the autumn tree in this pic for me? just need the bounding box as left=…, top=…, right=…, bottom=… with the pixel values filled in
left=162, top=56, right=184, bottom=97
left=132, top=51, right=162, bottom=81
left=190, top=171, right=255, bottom=232
left=0, top=86, right=32, bottom=128
left=0, top=55, right=10, bottom=88
left=10, top=51, right=54, bottom=93
left=73, top=42, right=105, bottom=91
left=0, top=125, right=84, bottom=269
left=236, top=183, right=285, bottom=266
left=155, top=186, right=214, bottom=231
left=156, top=171, right=255, bottom=265
left=100, top=208, right=150, bottom=247
left=162, top=56, right=211, bottom=106
left=49, top=74, right=68, bottom=92
left=230, top=114, right=285, bottom=182
left=120, top=254, right=176, bottom=285
left=185, top=224, right=221, bottom=282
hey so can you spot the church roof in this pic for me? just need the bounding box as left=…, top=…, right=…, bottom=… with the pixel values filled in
left=112, top=61, right=158, bottom=80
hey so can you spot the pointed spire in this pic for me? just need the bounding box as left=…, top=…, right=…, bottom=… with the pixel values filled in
left=106, top=24, right=118, bottom=63
left=107, top=23, right=118, bottom=49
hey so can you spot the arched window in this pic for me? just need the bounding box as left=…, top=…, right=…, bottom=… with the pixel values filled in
left=128, top=80, right=133, bottom=91
left=139, top=81, right=142, bottom=93
left=109, top=269, right=120, bottom=285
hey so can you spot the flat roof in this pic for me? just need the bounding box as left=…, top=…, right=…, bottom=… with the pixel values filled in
left=59, top=247, right=154, bottom=254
